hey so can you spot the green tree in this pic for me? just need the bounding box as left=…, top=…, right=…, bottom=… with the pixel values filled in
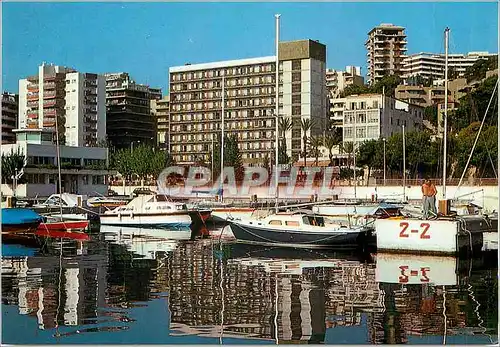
left=1, top=148, right=27, bottom=185
left=424, top=105, right=439, bottom=126
left=453, top=123, right=498, bottom=179
left=322, top=134, right=337, bottom=166
left=356, top=139, right=381, bottom=185
left=308, top=136, right=322, bottom=166
left=450, top=75, right=497, bottom=132
left=371, top=75, right=402, bottom=97
left=300, top=118, right=314, bottom=167
left=278, top=117, right=292, bottom=164
left=341, top=142, right=354, bottom=167
left=340, top=84, right=371, bottom=97
left=223, top=133, right=244, bottom=181
left=464, top=56, right=498, bottom=83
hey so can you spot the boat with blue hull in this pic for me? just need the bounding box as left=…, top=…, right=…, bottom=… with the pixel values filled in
left=228, top=211, right=374, bottom=249
left=1, top=208, right=43, bottom=234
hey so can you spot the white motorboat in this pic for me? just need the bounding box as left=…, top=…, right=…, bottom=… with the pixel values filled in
left=100, top=194, right=192, bottom=228
left=86, top=196, right=128, bottom=208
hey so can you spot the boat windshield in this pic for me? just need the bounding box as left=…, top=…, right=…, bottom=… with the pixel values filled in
left=302, top=215, right=325, bottom=227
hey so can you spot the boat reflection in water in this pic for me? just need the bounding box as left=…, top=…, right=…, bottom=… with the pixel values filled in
left=1, top=225, right=498, bottom=345
left=371, top=252, right=498, bottom=345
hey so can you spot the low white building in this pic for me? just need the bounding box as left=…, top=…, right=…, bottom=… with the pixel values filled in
left=1, top=129, right=112, bottom=198
left=342, top=94, right=424, bottom=146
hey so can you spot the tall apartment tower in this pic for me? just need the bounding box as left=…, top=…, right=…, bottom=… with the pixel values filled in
left=150, top=95, right=170, bottom=150
left=366, top=24, right=407, bottom=85
left=104, top=73, right=161, bottom=150
left=168, top=39, right=327, bottom=165
left=18, top=63, right=106, bottom=147
left=2, top=92, right=18, bottom=144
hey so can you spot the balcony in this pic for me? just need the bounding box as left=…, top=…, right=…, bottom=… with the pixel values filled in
left=43, top=91, right=57, bottom=99
left=27, top=112, right=38, bottom=119
left=43, top=121, right=56, bottom=127
left=27, top=94, right=39, bottom=101
left=43, top=100, right=57, bottom=108
left=43, top=82, right=56, bottom=89
left=27, top=84, right=39, bottom=92
left=44, top=108, right=57, bottom=117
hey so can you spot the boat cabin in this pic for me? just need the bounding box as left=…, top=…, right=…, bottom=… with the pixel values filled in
left=248, top=213, right=326, bottom=228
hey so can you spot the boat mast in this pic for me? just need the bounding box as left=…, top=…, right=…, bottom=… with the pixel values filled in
left=402, top=124, right=406, bottom=201
left=353, top=111, right=357, bottom=199
left=54, top=106, right=63, bottom=217
left=442, top=27, right=450, bottom=200
left=275, top=14, right=280, bottom=213
left=221, top=72, right=225, bottom=203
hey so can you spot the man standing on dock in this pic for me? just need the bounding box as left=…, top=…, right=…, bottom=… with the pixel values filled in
left=421, top=178, right=437, bottom=219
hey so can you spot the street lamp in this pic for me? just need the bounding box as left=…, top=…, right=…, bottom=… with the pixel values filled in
left=383, top=138, right=386, bottom=186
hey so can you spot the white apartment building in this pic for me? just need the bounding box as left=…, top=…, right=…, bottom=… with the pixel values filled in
left=150, top=95, right=170, bottom=150
left=1, top=129, right=111, bottom=198
left=366, top=24, right=407, bottom=85
left=402, top=51, right=497, bottom=82
left=18, top=63, right=106, bottom=147
left=326, top=66, right=364, bottom=98
left=342, top=94, right=424, bottom=146
left=168, top=39, right=328, bottom=165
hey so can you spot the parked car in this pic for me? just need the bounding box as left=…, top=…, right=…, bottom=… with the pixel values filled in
left=131, top=188, right=155, bottom=197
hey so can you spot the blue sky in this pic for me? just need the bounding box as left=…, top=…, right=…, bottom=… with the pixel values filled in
left=2, top=2, right=498, bottom=95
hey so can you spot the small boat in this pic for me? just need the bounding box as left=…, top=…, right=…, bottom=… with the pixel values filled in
left=86, top=196, right=128, bottom=208
left=228, top=211, right=374, bottom=249
left=37, top=220, right=89, bottom=231
left=100, top=194, right=192, bottom=228
left=1, top=208, right=43, bottom=234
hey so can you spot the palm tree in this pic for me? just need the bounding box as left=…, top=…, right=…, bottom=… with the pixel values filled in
left=278, top=117, right=293, bottom=164
left=308, top=136, right=323, bottom=166
left=300, top=119, right=314, bottom=167
left=341, top=142, right=354, bottom=167
left=278, top=117, right=293, bottom=139
left=322, top=134, right=336, bottom=166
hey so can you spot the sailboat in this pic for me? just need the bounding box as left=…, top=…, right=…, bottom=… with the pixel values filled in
left=227, top=15, right=374, bottom=249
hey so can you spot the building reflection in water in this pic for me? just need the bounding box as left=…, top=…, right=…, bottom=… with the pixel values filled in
left=2, top=231, right=498, bottom=344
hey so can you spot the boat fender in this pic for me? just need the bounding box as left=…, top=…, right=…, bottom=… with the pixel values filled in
left=118, top=212, right=122, bottom=220
left=131, top=211, right=134, bottom=219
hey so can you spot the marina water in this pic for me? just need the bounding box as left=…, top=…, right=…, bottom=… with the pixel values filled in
left=2, top=225, right=498, bottom=345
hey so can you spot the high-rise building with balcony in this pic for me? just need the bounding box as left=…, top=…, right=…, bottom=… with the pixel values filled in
left=2, top=92, right=18, bottom=144
left=366, top=24, right=407, bottom=86
left=168, top=39, right=327, bottom=165
left=402, top=51, right=496, bottom=82
left=105, top=73, right=161, bottom=150
left=151, top=95, right=170, bottom=150
left=18, top=63, right=106, bottom=147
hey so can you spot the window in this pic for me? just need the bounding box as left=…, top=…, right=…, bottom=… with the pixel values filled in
left=269, top=220, right=282, bottom=226
left=285, top=220, right=300, bottom=226
left=292, top=84, right=301, bottom=93
left=292, top=72, right=301, bottom=82
left=292, top=95, right=301, bottom=104
left=292, top=60, right=301, bottom=70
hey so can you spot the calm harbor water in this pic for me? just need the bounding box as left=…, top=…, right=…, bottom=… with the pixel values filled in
left=1, top=225, right=498, bottom=345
